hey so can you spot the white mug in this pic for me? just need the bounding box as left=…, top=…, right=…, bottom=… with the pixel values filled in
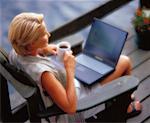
left=57, top=41, right=71, bottom=62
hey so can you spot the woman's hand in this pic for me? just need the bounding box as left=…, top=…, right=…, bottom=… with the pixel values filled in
left=64, top=51, right=76, bottom=73
left=38, top=44, right=57, bottom=56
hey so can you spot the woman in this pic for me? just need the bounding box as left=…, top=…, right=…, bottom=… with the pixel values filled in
left=8, top=12, right=141, bottom=119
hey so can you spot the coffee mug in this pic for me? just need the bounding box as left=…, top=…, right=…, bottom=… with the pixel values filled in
left=57, top=41, right=71, bottom=62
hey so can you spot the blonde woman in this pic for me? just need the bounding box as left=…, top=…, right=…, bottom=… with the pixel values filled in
left=8, top=12, right=141, bottom=121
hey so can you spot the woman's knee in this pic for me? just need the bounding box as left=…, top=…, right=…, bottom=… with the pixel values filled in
left=120, top=55, right=132, bottom=66
left=119, top=55, right=132, bottom=74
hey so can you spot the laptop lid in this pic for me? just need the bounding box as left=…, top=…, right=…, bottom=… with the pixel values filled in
left=83, top=18, right=128, bottom=67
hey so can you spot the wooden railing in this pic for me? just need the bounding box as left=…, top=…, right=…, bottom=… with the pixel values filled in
left=49, top=0, right=133, bottom=42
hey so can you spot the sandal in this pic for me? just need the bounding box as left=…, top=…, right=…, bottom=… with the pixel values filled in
left=126, top=101, right=142, bottom=119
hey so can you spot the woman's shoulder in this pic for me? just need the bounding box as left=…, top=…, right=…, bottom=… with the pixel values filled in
left=9, top=49, right=21, bottom=68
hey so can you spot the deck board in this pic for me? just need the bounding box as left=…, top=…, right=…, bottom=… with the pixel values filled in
left=129, top=49, right=150, bottom=69
left=133, top=77, right=150, bottom=102
left=143, top=117, right=150, bottom=123
left=132, top=59, right=150, bottom=81
left=122, top=36, right=138, bottom=55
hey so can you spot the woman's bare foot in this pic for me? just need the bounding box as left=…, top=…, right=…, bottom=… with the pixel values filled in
left=126, top=95, right=142, bottom=119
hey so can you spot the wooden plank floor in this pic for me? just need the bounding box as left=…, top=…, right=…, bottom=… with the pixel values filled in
left=8, top=1, right=149, bottom=123
left=101, top=1, right=150, bottom=123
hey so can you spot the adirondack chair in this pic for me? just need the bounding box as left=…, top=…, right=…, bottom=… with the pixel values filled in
left=0, top=48, right=30, bottom=122
left=0, top=47, right=140, bottom=123
left=0, top=1, right=137, bottom=122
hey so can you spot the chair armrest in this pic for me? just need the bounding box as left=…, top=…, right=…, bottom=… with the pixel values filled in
left=1, top=62, right=139, bottom=118
left=0, top=49, right=140, bottom=118
left=38, top=75, right=139, bottom=118
left=77, top=75, right=139, bottom=111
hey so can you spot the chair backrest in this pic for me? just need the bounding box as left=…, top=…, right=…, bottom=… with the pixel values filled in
left=0, top=47, right=48, bottom=121
left=0, top=48, right=39, bottom=99
left=0, top=48, right=36, bottom=87
left=0, top=48, right=66, bottom=122
left=0, top=48, right=33, bottom=122
left=0, top=48, right=13, bottom=122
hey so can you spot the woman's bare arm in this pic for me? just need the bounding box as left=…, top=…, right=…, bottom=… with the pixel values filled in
left=41, top=51, right=77, bottom=114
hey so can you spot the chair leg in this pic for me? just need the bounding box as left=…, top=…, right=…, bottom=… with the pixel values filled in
left=86, top=89, right=134, bottom=122
left=1, top=75, right=12, bottom=122
left=1, top=75, right=29, bottom=122
left=27, top=93, right=41, bottom=123
left=11, top=104, right=29, bottom=122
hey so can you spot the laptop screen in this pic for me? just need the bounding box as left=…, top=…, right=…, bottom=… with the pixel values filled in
left=84, top=18, right=128, bottom=67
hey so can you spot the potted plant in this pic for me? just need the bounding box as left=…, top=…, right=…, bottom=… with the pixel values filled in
left=132, top=1, right=150, bottom=50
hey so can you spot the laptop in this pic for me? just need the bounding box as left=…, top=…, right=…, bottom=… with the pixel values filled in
left=75, top=18, right=128, bottom=85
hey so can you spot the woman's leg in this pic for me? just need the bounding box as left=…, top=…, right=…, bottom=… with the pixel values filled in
left=100, top=55, right=132, bottom=85
left=99, top=55, right=142, bottom=117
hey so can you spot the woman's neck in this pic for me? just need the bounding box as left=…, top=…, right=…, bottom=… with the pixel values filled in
left=30, top=50, right=38, bottom=56
left=23, top=50, right=38, bottom=56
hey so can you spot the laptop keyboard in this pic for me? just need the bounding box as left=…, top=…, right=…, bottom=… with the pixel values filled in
left=76, top=54, right=113, bottom=74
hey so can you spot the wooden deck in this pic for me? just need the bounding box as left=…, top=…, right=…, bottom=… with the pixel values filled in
left=100, top=1, right=150, bottom=123
left=8, top=0, right=149, bottom=122
left=80, top=0, right=150, bottom=122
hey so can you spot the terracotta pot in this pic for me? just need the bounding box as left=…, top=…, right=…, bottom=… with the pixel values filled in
left=136, top=29, right=150, bottom=50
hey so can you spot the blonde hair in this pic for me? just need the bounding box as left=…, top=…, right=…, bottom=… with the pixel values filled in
left=8, top=12, right=50, bottom=55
